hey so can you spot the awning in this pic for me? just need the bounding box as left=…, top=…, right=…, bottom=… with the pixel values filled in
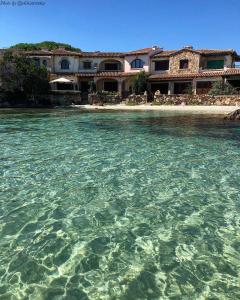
left=49, top=77, right=73, bottom=83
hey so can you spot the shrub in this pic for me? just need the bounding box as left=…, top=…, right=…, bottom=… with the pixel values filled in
left=10, top=41, right=81, bottom=52
left=132, top=71, right=148, bottom=95
left=208, top=81, right=238, bottom=95
left=0, top=51, right=49, bottom=102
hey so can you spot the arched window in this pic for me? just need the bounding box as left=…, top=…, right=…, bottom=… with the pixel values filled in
left=61, top=59, right=70, bottom=70
left=42, top=59, right=48, bottom=67
left=131, top=59, right=144, bottom=69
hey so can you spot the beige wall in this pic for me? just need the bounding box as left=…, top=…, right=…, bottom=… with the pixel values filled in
left=200, top=55, right=232, bottom=69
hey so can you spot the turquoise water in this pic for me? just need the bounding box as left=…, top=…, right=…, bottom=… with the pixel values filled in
left=0, top=109, right=240, bottom=300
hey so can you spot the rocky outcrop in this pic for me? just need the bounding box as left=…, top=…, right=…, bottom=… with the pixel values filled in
left=153, top=92, right=240, bottom=106
left=224, top=109, right=240, bottom=120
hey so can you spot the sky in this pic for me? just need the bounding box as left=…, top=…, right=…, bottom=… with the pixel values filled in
left=0, top=0, right=240, bottom=53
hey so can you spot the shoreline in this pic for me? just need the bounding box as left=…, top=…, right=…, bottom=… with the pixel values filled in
left=74, top=104, right=239, bottom=115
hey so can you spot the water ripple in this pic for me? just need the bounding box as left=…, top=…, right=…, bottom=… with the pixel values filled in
left=0, top=109, right=240, bottom=299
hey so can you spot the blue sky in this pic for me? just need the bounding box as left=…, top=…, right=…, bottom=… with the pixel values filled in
left=0, top=0, right=240, bottom=52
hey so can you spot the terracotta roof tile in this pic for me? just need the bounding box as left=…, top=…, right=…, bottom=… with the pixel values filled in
left=24, top=49, right=124, bottom=57
left=77, top=71, right=139, bottom=77
left=152, top=48, right=237, bottom=58
left=149, top=68, right=240, bottom=80
left=125, top=47, right=153, bottom=55
left=11, top=47, right=239, bottom=59
left=80, top=52, right=124, bottom=57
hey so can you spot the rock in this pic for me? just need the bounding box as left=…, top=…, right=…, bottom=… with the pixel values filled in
left=224, top=109, right=240, bottom=120
left=154, top=90, right=161, bottom=96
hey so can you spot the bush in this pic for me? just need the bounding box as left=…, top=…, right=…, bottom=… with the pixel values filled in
left=208, top=81, right=238, bottom=95
left=0, top=51, right=49, bottom=103
left=132, top=71, right=148, bottom=95
left=10, top=41, right=81, bottom=52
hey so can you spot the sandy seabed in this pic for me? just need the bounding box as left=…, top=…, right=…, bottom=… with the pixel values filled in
left=74, top=104, right=239, bottom=115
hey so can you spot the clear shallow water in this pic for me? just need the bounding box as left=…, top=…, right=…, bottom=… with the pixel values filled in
left=0, top=109, right=240, bottom=300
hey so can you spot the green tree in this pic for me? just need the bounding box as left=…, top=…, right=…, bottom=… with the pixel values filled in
left=10, top=41, right=81, bottom=52
left=132, top=71, right=148, bottom=95
left=208, top=81, right=238, bottom=95
left=0, top=51, right=49, bottom=102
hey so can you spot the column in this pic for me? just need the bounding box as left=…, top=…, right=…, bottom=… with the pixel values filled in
left=168, top=82, right=174, bottom=95
left=192, top=79, right=197, bottom=95
left=118, top=79, right=123, bottom=97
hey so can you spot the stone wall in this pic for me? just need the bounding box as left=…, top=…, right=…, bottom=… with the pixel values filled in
left=170, top=50, right=200, bottom=73
left=125, top=93, right=148, bottom=104
left=0, top=91, right=82, bottom=107
left=88, top=92, right=121, bottom=105
left=48, top=91, right=82, bottom=106
left=153, top=93, right=240, bottom=106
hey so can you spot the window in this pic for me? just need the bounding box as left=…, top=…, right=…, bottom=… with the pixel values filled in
left=104, top=81, right=118, bottom=92
left=83, top=61, right=92, bottom=69
left=33, top=58, right=40, bottom=67
left=61, top=59, right=70, bottom=70
left=42, top=60, right=48, bottom=67
left=104, top=63, right=119, bottom=71
left=180, top=59, right=189, bottom=69
left=174, top=82, right=192, bottom=94
left=206, top=60, right=224, bottom=69
left=155, top=60, right=169, bottom=71
left=131, top=59, right=144, bottom=69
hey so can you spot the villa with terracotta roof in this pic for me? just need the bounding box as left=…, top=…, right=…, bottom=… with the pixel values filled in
left=13, top=45, right=240, bottom=101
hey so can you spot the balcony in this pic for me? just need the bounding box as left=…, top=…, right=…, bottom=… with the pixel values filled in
left=99, top=60, right=123, bottom=72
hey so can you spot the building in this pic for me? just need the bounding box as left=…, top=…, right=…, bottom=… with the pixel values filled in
left=6, top=46, right=240, bottom=100
left=149, top=46, right=240, bottom=95
left=22, top=47, right=161, bottom=101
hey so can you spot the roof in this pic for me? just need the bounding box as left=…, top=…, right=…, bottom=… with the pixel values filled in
left=152, top=48, right=237, bottom=58
left=77, top=71, right=140, bottom=78
left=149, top=68, right=240, bottom=80
left=22, top=47, right=155, bottom=58
left=125, top=47, right=154, bottom=56
left=23, top=49, right=124, bottom=57
left=80, top=52, right=124, bottom=58
left=8, top=46, right=240, bottom=61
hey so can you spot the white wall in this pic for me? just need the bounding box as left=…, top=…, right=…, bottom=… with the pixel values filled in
left=124, top=54, right=150, bottom=73
left=79, top=57, right=124, bottom=72
left=53, top=56, right=80, bottom=73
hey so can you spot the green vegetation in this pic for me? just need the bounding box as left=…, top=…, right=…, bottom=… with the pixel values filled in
left=208, top=81, right=238, bottom=95
left=132, top=71, right=148, bottom=95
left=89, top=81, right=96, bottom=93
left=0, top=51, right=49, bottom=103
left=10, top=41, right=81, bottom=52
left=184, top=83, right=194, bottom=95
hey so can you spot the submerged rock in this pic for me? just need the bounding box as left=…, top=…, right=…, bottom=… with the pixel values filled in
left=224, top=109, right=240, bottom=120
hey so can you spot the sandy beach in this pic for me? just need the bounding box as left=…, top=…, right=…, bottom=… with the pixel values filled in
left=74, top=104, right=239, bottom=115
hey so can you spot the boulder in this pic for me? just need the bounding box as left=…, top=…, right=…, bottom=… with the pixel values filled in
left=224, top=109, right=240, bottom=120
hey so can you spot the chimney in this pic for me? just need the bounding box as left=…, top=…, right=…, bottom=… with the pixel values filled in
left=152, top=45, right=159, bottom=51
left=183, top=45, right=193, bottom=50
